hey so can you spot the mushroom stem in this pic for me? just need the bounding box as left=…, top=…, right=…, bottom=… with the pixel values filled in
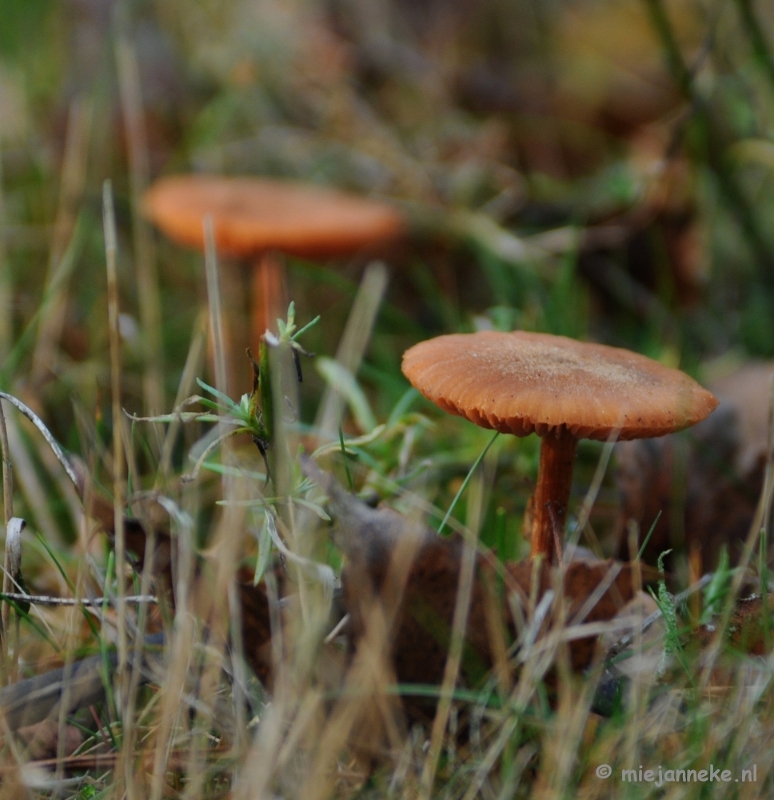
left=531, top=426, right=578, bottom=562
left=251, top=252, right=286, bottom=353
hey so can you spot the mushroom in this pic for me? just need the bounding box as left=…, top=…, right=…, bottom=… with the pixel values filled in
left=142, top=174, right=405, bottom=362
left=401, top=330, right=718, bottom=563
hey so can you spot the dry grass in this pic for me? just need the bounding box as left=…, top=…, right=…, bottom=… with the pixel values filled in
left=1, top=0, right=774, bottom=796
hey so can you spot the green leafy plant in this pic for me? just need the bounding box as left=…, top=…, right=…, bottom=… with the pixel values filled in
left=129, top=302, right=319, bottom=484
left=649, top=549, right=693, bottom=683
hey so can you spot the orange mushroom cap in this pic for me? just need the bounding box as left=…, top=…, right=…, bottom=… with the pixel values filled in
left=142, top=175, right=406, bottom=259
left=402, top=330, right=718, bottom=441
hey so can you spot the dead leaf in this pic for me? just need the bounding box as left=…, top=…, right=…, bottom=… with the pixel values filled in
left=15, top=719, right=84, bottom=761
left=697, top=593, right=774, bottom=657
left=303, top=458, right=638, bottom=721
left=614, top=397, right=762, bottom=571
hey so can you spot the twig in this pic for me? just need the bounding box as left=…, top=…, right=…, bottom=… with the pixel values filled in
left=0, top=593, right=157, bottom=607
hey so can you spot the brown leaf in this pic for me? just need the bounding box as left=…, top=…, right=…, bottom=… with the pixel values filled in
left=236, top=571, right=275, bottom=684
left=614, top=396, right=762, bottom=571
left=303, top=458, right=637, bottom=721
left=697, top=594, right=774, bottom=657
left=15, top=719, right=84, bottom=761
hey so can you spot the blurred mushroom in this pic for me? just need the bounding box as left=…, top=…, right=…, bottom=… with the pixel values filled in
left=142, top=174, right=406, bottom=370
left=402, top=330, right=718, bottom=563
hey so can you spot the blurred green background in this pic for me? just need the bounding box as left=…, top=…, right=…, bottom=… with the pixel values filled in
left=2, top=0, right=774, bottom=565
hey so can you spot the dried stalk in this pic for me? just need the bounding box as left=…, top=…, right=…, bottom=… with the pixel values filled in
left=116, top=34, right=165, bottom=424
left=102, top=180, right=129, bottom=721
left=314, top=261, right=388, bottom=441
left=0, top=137, right=9, bottom=360
left=30, top=96, right=92, bottom=382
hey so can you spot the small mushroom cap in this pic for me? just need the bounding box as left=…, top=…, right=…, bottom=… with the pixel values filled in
left=142, top=175, right=406, bottom=259
left=402, top=331, right=718, bottom=440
